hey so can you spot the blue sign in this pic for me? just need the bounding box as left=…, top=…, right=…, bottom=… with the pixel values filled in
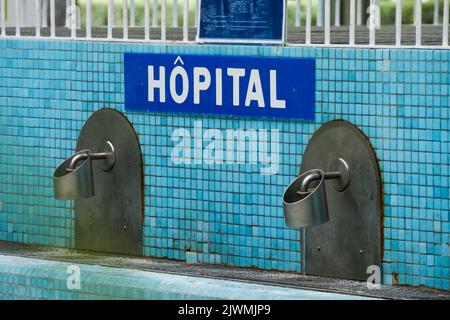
left=197, top=0, right=286, bottom=44
left=124, top=53, right=315, bottom=121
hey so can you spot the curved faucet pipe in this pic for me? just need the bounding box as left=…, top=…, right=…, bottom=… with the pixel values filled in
left=66, top=151, right=111, bottom=171
left=66, top=152, right=89, bottom=171
left=297, top=170, right=342, bottom=196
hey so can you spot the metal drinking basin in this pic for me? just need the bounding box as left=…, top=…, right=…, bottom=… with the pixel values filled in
left=283, top=169, right=329, bottom=228
left=53, top=150, right=94, bottom=200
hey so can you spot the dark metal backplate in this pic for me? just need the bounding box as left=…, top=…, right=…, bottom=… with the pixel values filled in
left=301, top=120, right=382, bottom=281
left=74, top=109, right=143, bottom=256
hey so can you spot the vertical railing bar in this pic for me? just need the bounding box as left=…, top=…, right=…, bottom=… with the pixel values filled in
left=108, top=0, right=113, bottom=39
left=130, top=0, right=135, bottom=27
left=317, top=0, right=323, bottom=26
left=16, top=0, right=21, bottom=36
left=356, top=0, right=362, bottom=25
left=173, top=0, right=178, bottom=27
left=194, top=0, right=198, bottom=27
left=86, top=0, right=92, bottom=39
left=183, top=0, right=189, bottom=42
left=369, top=0, right=376, bottom=46
left=0, top=0, right=4, bottom=37
left=123, top=0, right=128, bottom=40
left=350, top=0, right=356, bottom=45
left=42, top=0, right=48, bottom=27
left=443, top=0, right=449, bottom=46
left=306, top=0, right=311, bottom=44
left=434, top=0, right=439, bottom=25
left=65, top=0, right=70, bottom=27
left=413, top=0, right=418, bottom=25
left=152, top=0, right=158, bottom=27
left=111, top=0, right=115, bottom=27
left=36, top=0, right=41, bottom=37
left=324, top=0, right=330, bottom=44
left=295, top=0, right=301, bottom=27
left=50, top=0, right=55, bottom=37
left=415, top=0, right=422, bottom=46
left=161, top=0, right=166, bottom=41
left=70, top=0, right=76, bottom=38
left=376, top=0, right=381, bottom=27
left=395, top=0, right=402, bottom=46
left=335, top=0, right=340, bottom=26
left=144, top=0, right=150, bottom=40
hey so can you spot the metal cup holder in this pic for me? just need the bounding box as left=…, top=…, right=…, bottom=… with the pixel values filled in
left=53, top=141, right=115, bottom=200
left=283, top=158, right=350, bottom=228
left=283, top=169, right=329, bottom=228
left=53, top=150, right=94, bottom=200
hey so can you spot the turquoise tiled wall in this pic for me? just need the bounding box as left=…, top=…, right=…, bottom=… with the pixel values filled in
left=0, top=39, right=448, bottom=290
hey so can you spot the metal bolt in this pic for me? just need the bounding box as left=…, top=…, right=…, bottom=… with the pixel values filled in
left=123, top=225, right=127, bottom=230
left=359, top=249, right=363, bottom=254
left=317, top=246, right=321, bottom=251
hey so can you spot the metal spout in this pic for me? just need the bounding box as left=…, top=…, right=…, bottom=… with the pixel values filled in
left=53, top=150, right=94, bottom=200
left=53, top=141, right=116, bottom=200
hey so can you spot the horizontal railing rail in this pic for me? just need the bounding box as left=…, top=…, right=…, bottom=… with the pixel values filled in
left=0, top=0, right=449, bottom=48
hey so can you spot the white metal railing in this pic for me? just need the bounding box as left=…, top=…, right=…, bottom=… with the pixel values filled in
left=0, top=0, right=448, bottom=48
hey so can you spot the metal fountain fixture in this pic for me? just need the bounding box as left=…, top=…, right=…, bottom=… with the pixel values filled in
left=53, top=108, right=143, bottom=256
left=283, top=120, right=382, bottom=281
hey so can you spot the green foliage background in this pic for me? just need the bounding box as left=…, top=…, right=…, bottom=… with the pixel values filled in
left=76, top=0, right=446, bottom=27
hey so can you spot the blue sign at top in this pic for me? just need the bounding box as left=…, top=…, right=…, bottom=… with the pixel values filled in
left=124, top=53, right=315, bottom=121
left=197, top=0, right=286, bottom=44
